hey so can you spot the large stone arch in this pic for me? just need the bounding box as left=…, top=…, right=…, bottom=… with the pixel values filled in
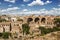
left=41, top=18, right=46, bottom=23
left=34, top=17, right=40, bottom=22
left=27, top=18, right=33, bottom=23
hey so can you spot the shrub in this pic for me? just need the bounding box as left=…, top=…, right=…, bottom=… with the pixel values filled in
left=22, top=23, right=30, bottom=35
left=39, top=27, right=60, bottom=36
left=2, top=32, right=10, bottom=39
left=0, top=19, right=7, bottom=22
left=0, top=33, right=3, bottom=37
left=54, top=18, right=60, bottom=27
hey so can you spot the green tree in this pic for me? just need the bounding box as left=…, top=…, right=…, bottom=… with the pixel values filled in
left=0, top=33, right=3, bottom=37
left=54, top=18, right=60, bottom=27
left=39, top=26, right=60, bottom=36
left=53, top=27, right=60, bottom=31
left=2, top=32, right=10, bottom=39
left=22, top=23, right=30, bottom=35
left=39, top=27, right=47, bottom=35
left=0, top=19, right=7, bottom=22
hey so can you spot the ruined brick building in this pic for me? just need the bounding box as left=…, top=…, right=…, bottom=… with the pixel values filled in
left=0, top=15, right=60, bottom=38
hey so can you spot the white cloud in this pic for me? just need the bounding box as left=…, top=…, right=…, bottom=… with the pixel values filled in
left=22, top=9, right=28, bottom=12
left=4, top=0, right=16, bottom=3
left=28, top=0, right=44, bottom=6
left=0, top=7, right=20, bottom=15
left=23, top=0, right=29, bottom=2
left=45, top=0, right=52, bottom=4
left=1, top=7, right=19, bottom=12
left=20, top=8, right=60, bottom=16
left=1, top=7, right=60, bottom=16
left=58, top=5, right=60, bottom=6
left=28, top=0, right=52, bottom=6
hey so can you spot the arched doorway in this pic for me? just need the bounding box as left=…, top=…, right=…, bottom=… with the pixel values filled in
left=27, top=18, right=33, bottom=23
left=34, top=17, right=40, bottom=22
left=41, top=18, right=46, bottom=23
